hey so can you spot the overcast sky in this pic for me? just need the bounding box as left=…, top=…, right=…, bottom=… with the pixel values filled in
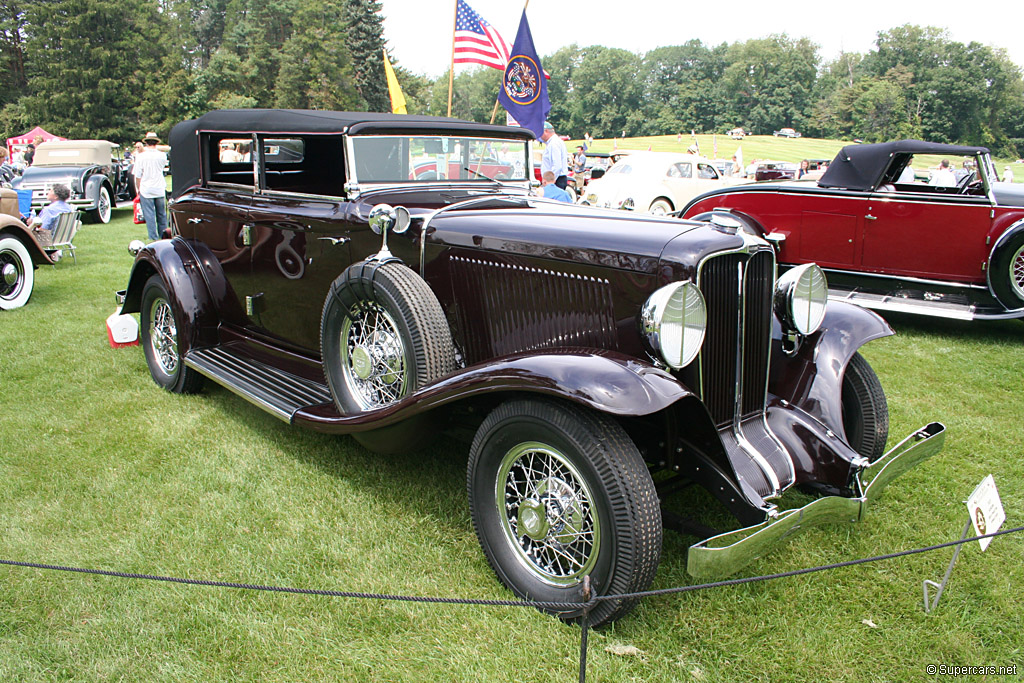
left=378, top=0, right=1023, bottom=78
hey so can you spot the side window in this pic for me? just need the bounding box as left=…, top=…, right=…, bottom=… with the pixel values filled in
left=259, top=134, right=346, bottom=196
left=668, top=163, right=692, bottom=179
left=203, top=134, right=255, bottom=188
left=698, top=163, right=718, bottom=179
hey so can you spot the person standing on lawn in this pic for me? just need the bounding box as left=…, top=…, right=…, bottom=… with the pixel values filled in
left=135, top=132, right=168, bottom=241
left=540, top=121, right=569, bottom=190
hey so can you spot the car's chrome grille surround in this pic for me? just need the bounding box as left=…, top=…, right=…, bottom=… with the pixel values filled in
left=697, top=243, right=794, bottom=497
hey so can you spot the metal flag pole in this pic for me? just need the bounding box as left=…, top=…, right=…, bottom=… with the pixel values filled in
left=447, top=0, right=458, bottom=117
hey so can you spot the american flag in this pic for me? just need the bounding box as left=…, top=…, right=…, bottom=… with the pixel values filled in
left=453, top=0, right=510, bottom=71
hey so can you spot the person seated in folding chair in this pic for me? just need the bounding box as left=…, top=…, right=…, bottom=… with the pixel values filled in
left=30, top=184, right=74, bottom=246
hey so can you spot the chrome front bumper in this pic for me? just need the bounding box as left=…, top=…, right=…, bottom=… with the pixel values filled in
left=687, top=422, right=946, bottom=578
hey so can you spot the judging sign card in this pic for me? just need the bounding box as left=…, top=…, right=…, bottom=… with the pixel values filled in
left=966, top=475, right=1005, bottom=551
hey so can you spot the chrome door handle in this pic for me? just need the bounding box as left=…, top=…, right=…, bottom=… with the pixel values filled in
left=318, top=236, right=350, bottom=246
left=187, top=217, right=205, bottom=224
left=865, top=214, right=877, bottom=221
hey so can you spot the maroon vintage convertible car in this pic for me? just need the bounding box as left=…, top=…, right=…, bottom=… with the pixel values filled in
left=683, top=140, right=1024, bottom=320
left=117, top=111, right=943, bottom=626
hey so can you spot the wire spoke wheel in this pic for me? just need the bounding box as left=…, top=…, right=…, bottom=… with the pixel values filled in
left=497, top=442, right=600, bottom=585
left=468, top=399, right=662, bottom=627
left=1011, top=243, right=1024, bottom=301
left=148, top=295, right=179, bottom=376
left=139, top=274, right=203, bottom=393
left=321, top=261, right=456, bottom=417
left=340, top=301, right=408, bottom=410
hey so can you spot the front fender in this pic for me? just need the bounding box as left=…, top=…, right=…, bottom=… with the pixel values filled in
left=293, top=350, right=697, bottom=433
left=770, top=300, right=893, bottom=439
left=0, top=216, right=56, bottom=266
left=83, top=174, right=107, bottom=209
left=121, top=237, right=220, bottom=352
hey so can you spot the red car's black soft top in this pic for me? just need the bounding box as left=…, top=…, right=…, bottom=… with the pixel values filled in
left=818, top=139, right=989, bottom=191
left=168, top=109, right=535, bottom=199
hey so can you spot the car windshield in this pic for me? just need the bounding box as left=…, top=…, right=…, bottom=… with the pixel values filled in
left=350, top=135, right=529, bottom=183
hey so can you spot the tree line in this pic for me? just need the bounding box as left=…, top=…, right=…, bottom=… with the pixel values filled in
left=2, top=1, right=1022, bottom=156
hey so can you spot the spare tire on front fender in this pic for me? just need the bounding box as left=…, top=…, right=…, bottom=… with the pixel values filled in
left=320, top=260, right=457, bottom=414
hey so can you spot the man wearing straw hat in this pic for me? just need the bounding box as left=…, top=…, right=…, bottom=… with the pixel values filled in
left=135, top=131, right=168, bottom=240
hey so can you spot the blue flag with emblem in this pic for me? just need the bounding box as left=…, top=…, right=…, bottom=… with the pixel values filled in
left=497, top=10, right=549, bottom=139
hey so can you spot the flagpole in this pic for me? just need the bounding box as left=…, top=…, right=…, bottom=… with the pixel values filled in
left=490, top=0, right=531, bottom=125
left=447, top=0, right=458, bottom=117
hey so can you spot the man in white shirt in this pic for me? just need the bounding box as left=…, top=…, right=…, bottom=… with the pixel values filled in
left=540, top=121, right=569, bottom=190
left=135, top=132, right=169, bottom=240
left=929, top=159, right=957, bottom=187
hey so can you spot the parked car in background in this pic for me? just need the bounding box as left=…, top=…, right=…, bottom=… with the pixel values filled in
left=583, top=151, right=742, bottom=214
left=11, top=140, right=134, bottom=223
left=682, top=139, right=1024, bottom=320
left=773, top=128, right=801, bottom=138
left=0, top=188, right=62, bottom=309
left=570, top=151, right=613, bottom=196
left=117, top=111, right=944, bottom=627
left=728, top=127, right=746, bottom=139
left=754, top=160, right=799, bottom=181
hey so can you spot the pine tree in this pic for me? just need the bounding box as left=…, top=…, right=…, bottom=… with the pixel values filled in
left=342, top=0, right=388, bottom=112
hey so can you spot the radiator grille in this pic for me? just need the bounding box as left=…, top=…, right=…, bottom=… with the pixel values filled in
left=698, top=249, right=775, bottom=426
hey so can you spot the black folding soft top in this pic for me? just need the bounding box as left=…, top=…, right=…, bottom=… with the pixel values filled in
left=818, top=139, right=989, bottom=191
left=169, top=109, right=536, bottom=198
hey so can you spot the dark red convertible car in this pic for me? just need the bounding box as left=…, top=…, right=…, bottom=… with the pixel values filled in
left=683, top=140, right=1024, bottom=320
left=117, top=112, right=944, bottom=626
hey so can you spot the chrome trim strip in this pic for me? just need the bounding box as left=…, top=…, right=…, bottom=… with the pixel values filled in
left=827, top=290, right=1024, bottom=320
left=687, top=422, right=945, bottom=578
left=818, top=266, right=988, bottom=290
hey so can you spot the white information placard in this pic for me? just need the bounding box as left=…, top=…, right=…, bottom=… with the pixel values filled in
left=966, top=475, right=1005, bottom=551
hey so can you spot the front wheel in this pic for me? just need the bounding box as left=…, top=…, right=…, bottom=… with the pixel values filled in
left=140, top=275, right=204, bottom=393
left=0, top=236, right=34, bottom=310
left=91, top=185, right=112, bottom=224
left=841, top=352, right=889, bottom=462
left=467, top=399, right=662, bottom=627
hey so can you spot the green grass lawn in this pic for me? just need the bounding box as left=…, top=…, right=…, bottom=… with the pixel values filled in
left=1, top=210, right=1022, bottom=681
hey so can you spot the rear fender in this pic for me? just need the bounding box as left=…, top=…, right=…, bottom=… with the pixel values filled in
left=770, top=300, right=893, bottom=439
left=121, top=238, right=220, bottom=351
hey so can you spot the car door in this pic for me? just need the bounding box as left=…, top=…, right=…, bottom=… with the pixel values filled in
left=859, top=190, right=992, bottom=281
left=246, top=134, right=354, bottom=353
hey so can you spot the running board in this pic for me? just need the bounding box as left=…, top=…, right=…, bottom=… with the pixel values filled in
left=185, top=346, right=333, bottom=422
left=827, top=287, right=1024, bottom=321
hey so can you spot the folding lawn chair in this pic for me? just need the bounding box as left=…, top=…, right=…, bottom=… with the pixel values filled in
left=47, top=210, right=82, bottom=265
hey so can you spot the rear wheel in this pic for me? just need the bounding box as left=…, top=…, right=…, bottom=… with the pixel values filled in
left=989, top=232, right=1024, bottom=308
left=648, top=198, right=673, bottom=216
left=140, top=275, right=204, bottom=393
left=467, top=398, right=662, bottom=627
left=0, top=236, right=34, bottom=310
left=841, top=352, right=888, bottom=462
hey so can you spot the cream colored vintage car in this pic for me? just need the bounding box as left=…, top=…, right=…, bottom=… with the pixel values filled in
left=583, top=151, right=745, bottom=215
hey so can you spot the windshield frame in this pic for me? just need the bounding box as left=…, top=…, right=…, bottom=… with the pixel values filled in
left=345, top=133, right=532, bottom=190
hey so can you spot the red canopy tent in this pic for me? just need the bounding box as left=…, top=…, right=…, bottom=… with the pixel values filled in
left=6, top=126, right=65, bottom=160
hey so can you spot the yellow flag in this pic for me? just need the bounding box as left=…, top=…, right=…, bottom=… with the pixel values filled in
left=383, top=49, right=407, bottom=115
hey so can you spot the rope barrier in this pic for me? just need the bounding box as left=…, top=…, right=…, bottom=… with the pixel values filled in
left=2, top=524, right=1020, bottom=683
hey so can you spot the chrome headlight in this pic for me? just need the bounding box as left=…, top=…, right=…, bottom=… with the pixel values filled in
left=641, top=281, right=707, bottom=369
left=775, top=263, right=828, bottom=335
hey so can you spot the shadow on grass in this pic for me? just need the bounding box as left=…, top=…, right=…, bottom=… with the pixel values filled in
left=197, top=383, right=470, bottom=529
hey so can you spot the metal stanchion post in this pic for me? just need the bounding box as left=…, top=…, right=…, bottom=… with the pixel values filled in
left=923, top=522, right=972, bottom=613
